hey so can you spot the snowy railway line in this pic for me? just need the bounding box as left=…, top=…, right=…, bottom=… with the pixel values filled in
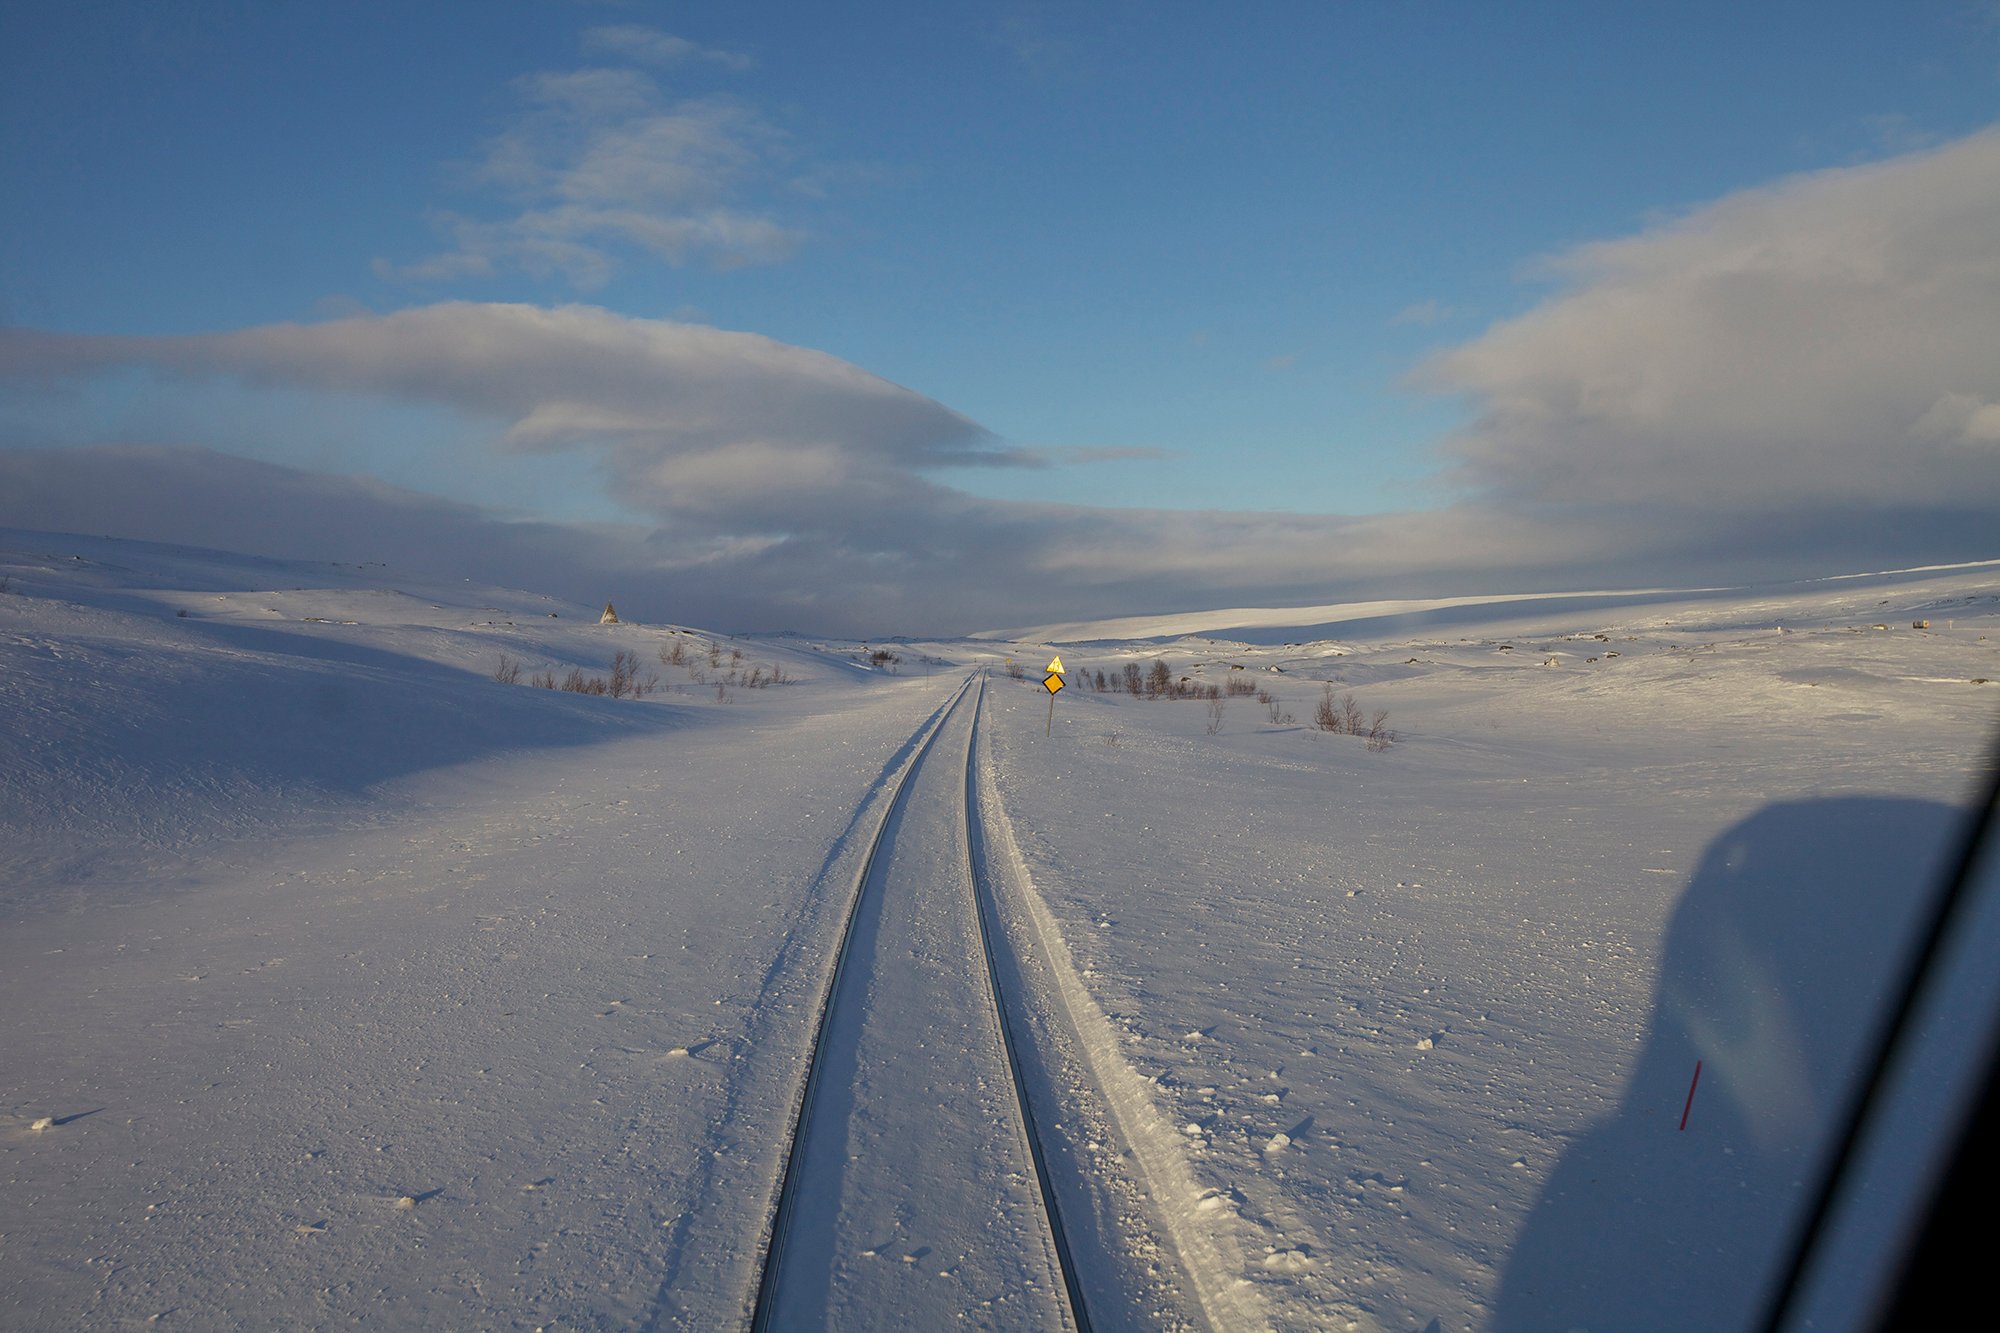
left=747, top=673, right=1097, bottom=1331
left=6, top=534, right=1996, bottom=1330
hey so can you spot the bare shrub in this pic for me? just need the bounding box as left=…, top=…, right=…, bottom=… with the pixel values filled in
left=530, top=670, right=557, bottom=689
left=1311, top=683, right=1392, bottom=746
left=1094, top=669, right=1108, bottom=692
left=708, top=643, right=721, bottom=668
left=0, top=576, right=11, bottom=594
left=494, top=655, right=522, bottom=685
left=1313, top=687, right=1366, bottom=733
left=662, top=640, right=688, bottom=667
left=1005, top=659, right=1026, bottom=680
left=609, top=649, right=658, bottom=698
left=1206, top=696, right=1226, bottom=734
left=1146, top=659, right=1171, bottom=699
left=769, top=663, right=787, bottom=685
left=1367, top=710, right=1397, bottom=752
left=561, top=667, right=607, bottom=695
left=1225, top=675, right=1258, bottom=697
left=1313, top=684, right=1341, bottom=731
left=1122, top=663, right=1143, bottom=695
left=714, top=681, right=730, bottom=703
left=607, top=650, right=637, bottom=699
left=869, top=649, right=900, bottom=671
left=1267, top=696, right=1284, bottom=725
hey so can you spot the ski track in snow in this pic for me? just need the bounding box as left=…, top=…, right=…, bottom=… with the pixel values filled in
left=3, top=527, right=1997, bottom=1330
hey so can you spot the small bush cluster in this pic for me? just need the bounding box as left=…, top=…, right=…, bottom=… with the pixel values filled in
left=494, top=649, right=659, bottom=699
left=648, top=636, right=788, bottom=698
left=605, top=650, right=657, bottom=699
left=1314, top=684, right=1395, bottom=750
left=1071, top=657, right=1236, bottom=701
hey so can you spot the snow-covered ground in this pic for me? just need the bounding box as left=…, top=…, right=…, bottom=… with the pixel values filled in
left=3, top=528, right=1995, bottom=1330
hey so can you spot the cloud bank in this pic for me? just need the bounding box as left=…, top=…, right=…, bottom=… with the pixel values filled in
left=4, top=127, right=1998, bottom=634
left=1421, top=125, right=2000, bottom=514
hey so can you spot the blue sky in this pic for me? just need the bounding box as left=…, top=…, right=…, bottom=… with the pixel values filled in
left=3, top=2, right=1998, bottom=632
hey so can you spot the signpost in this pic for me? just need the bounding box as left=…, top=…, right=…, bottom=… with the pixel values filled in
left=1043, top=655, right=1064, bottom=735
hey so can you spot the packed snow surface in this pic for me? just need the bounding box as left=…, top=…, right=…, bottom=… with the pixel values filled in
left=2, top=528, right=1996, bottom=1330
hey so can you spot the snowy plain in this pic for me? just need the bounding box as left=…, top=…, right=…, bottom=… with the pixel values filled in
left=2, top=528, right=1996, bottom=1331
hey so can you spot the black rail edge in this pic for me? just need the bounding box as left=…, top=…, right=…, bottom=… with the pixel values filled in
left=745, top=674, right=975, bottom=1332
left=962, top=675, right=1095, bottom=1332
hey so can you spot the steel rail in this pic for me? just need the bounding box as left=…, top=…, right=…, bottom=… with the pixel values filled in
left=746, top=670, right=1095, bottom=1331
left=959, top=674, right=1095, bottom=1332
left=745, top=673, right=975, bottom=1332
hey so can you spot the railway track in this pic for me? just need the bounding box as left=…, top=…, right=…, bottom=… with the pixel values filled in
left=745, top=672, right=1094, bottom=1331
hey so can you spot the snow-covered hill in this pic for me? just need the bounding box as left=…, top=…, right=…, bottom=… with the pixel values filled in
left=0, top=528, right=924, bottom=909
left=3, top=528, right=1995, bottom=1330
left=982, top=559, right=2000, bottom=646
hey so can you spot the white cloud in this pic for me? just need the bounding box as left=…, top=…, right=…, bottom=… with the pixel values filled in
left=581, top=24, right=754, bottom=72
left=1419, top=126, right=2000, bottom=515
left=1391, top=299, right=1459, bottom=327
left=8, top=127, right=2000, bottom=632
left=0, top=302, right=1033, bottom=546
left=1037, top=445, right=1176, bottom=466
left=0, top=301, right=987, bottom=464
left=1913, top=392, right=2000, bottom=448
left=383, top=65, right=799, bottom=286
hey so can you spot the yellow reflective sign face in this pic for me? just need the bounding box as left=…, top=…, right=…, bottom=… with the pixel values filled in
left=1043, top=673, right=1064, bottom=694
left=1046, top=654, right=1065, bottom=674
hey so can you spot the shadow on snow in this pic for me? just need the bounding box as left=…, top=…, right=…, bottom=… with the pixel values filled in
left=1492, top=794, right=1970, bottom=1331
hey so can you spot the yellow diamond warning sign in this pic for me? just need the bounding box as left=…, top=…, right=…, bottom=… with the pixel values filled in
left=1043, top=672, right=1064, bottom=694
left=1046, top=655, right=1065, bottom=675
